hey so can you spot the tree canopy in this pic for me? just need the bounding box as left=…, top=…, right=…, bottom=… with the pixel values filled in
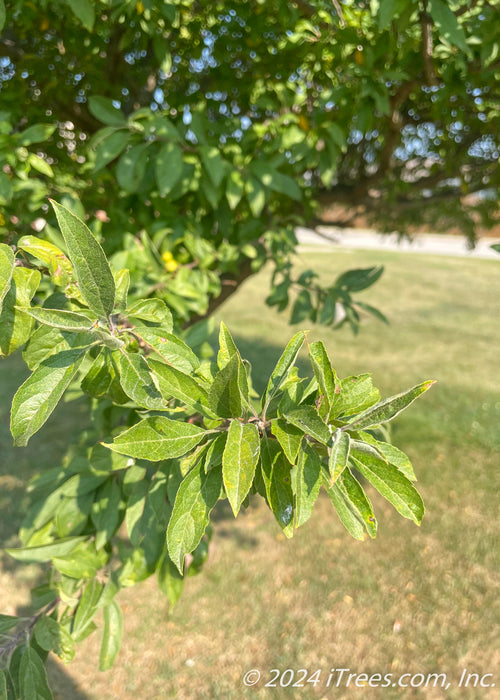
left=1, top=0, right=498, bottom=330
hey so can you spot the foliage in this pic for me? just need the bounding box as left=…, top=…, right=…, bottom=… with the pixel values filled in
left=0, top=204, right=433, bottom=695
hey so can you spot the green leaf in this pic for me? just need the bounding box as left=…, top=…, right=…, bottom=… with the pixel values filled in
left=222, top=421, right=260, bottom=516
left=51, top=200, right=116, bottom=319
left=307, top=340, right=339, bottom=420
left=200, top=146, right=226, bottom=187
left=331, top=373, right=380, bottom=418
left=155, top=142, right=184, bottom=195
left=91, top=479, right=123, bottom=549
left=323, top=472, right=365, bottom=541
left=0, top=171, right=12, bottom=203
left=35, top=617, right=75, bottom=663
left=28, top=153, right=54, bottom=177
left=148, top=358, right=213, bottom=416
left=10, top=348, right=87, bottom=446
left=217, top=321, right=238, bottom=369
left=428, top=0, right=468, bottom=52
left=113, top=269, right=130, bottom=313
left=0, top=267, right=41, bottom=356
left=94, top=129, right=130, bottom=171
left=73, top=580, right=103, bottom=643
left=208, top=353, right=248, bottom=419
left=290, top=289, right=313, bottom=324
left=116, top=143, right=149, bottom=192
left=0, top=243, right=14, bottom=315
left=18, top=123, right=57, bottom=146
left=292, top=442, right=321, bottom=528
left=271, top=418, right=303, bottom=464
left=104, top=416, right=207, bottom=461
left=131, top=327, right=198, bottom=372
left=88, top=96, right=124, bottom=125
left=346, top=380, right=435, bottom=429
left=118, top=351, right=165, bottom=409
left=99, top=601, right=123, bottom=671
left=245, top=176, right=266, bottom=217
left=252, top=162, right=302, bottom=201
left=204, top=432, right=227, bottom=472
left=329, top=428, right=350, bottom=485
left=358, top=432, right=416, bottom=481
left=335, top=266, right=384, bottom=292
left=167, top=461, right=222, bottom=573
left=6, top=536, right=86, bottom=563
left=226, top=169, right=245, bottom=210
left=126, top=298, right=173, bottom=329
left=17, top=235, right=74, bottom=289
left=351, top=454, right=424, bottom=524
left=0, top=0, right=5, bottom=32
left=339, top=469, right=377, bottom=538
left=17, top=306, right=96, bottom=332
left=263, top=331, right=305, bottom=408
left=259, top=438, right=294, bottom=536
left=284, top=406, right=331, bottom=445
left=158, top=552, right=184, bottom=609
left=19, top=646, right=53, bottom=700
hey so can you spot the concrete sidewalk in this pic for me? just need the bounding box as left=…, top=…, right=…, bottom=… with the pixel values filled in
left=296, top=226, right=500, bottom=260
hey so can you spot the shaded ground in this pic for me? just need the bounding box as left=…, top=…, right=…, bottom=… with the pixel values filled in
left=1, top=250, right=499, bottom=699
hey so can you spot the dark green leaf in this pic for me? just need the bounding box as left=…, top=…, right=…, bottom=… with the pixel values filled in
left=104, top=416, right=207, bottom=461
left=263, top=331, right=305, bottom=409
left=18, top=123, right=57, bottom=146
left=428, top=0, right=468, bottom=52
left=259, top=438, right=293, bottom=536
left=208, top=353, right=248, bottom=419
left=0, top=242, right=14, bottom=314
left=19, top=646, right=53, bottom=700
left=335, top=266, right=384, bottom=292
left=222, top=421, right=260, bottom=516
left=0, top=267, right=40, bottom=356
left=167, top=462, right=222, bottom=573
left=116, top=143, right=149, bottom=192
left=88, top=96, right=124, bottom=125
left=271, top=418, right=303, bottom=464
left=155, top=142, right=184, bottom=195
left=284, top=406, right=331, bottom=445
left=346, top=380, right=435, bottom=429
left=99, top=601, right=123, bottom=671
left=292, top=442, right=321, bottom=528
left=11, top=348, right=87, bottom=446
left=51, top=200, right=115, bottom=319
left=91, top=479, right=123, bottom=549
left=158, top=552, right=184, bottom=609
left=200, top=146, right=226, bottom=187
left=73, top=580, right=103, bottom=643
left=290, top=289, right=312, bottom=324
left=148, top=358, right=213, bottom=416
left=81, top=350, right=114, bottom=397
left=323, top=471, right=365, bottom=541
left=94, top=129, right=130, bottom=170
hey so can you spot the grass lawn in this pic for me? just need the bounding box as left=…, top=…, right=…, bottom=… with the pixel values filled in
left=1, top=248, right=499, bottom=699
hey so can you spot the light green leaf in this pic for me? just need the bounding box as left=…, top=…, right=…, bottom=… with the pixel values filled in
left=329, top=428, right=350, bottom=485
left=17, top=306, right=96, bottom=332
left=88, top=96, right=124, bottom=125
left=6, top=536, right=86, bottom=563
left=104, top=416, right=207, bottom=461
left=217, top=321, right=238, bottom=369
left=0, top=242, right=14, bottom=314
left=19, top=646, right=54, bottom=700
left=126, top=298, right=173, bottom=329
left=113, top=269, right=130, bottom=313
left=284, top=406, right=331, bottom=445
left=18, top=123, right=57, bottom=146
left=28, top=153, right=54, bottom=177
left=99, top=601, right=123, bottom=671
left=11, top=347, right=87, bottom=446
left=0, top=267, right=41, bottom=356
left=131, top=326, right=197, bottom=372
left=358, top=431, right=416, bottom=481
left=263, top=331, right=305, bottom=409
left=351, top=454, right=424, bottom=524
left=167, top=462, right=222, bottom=573
left=148, top=358, right=213, bottom=416
left=292, top=442, right=321, bottom=528
left=118, top=351, right=165, bottom=409
left=245, top=176, right=266, bottom=217
left=307, top=339, right=339, bottom=420
left=226, top=169, right=245, bottom=209
left=158, top=552, right=184, bottom=609
left=346, top=380, right=435, bottom=429
left=73, top=580, right=103, bottom=643
left=51, top=200, right=116, bottom=319
left=155, top=142, right=184, bottom=195
left=200, top=146, right=226, bottom=187
left=91, top=479, right=123, bottom=549
left=17, top=235, right=74, bottom=289
left=252, top=162, right=302, bottom=201
left=331, top=373, right=380, bottom=418
left=208, top=353, right=248, bottom=419
left=35, top=617, right=75, bottom=663
left=271, top=418, right=303, bottom=464
left=223, top=421, right=260, bottom=516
